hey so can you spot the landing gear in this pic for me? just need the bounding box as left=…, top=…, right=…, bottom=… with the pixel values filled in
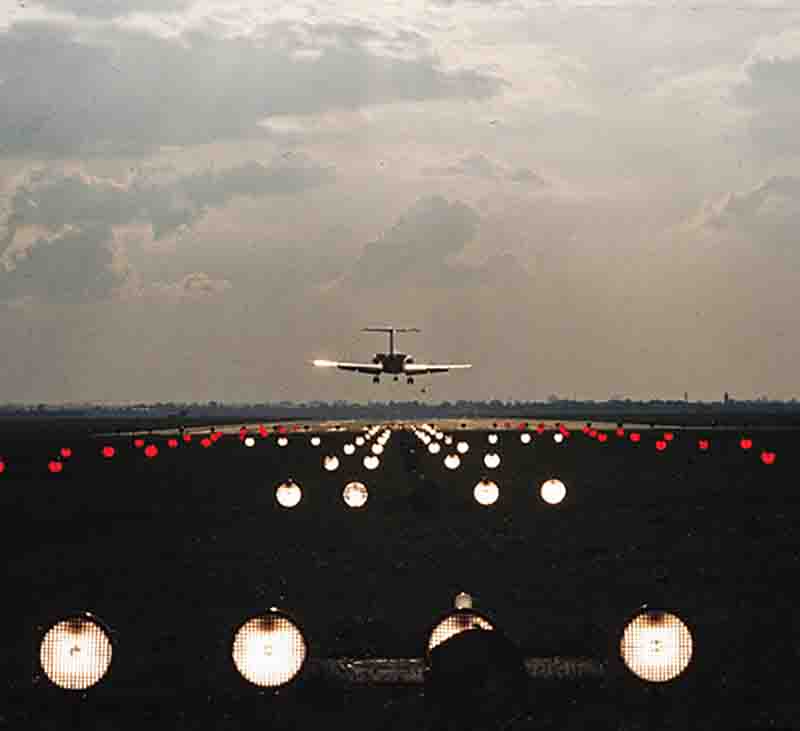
left=407, top=377, right=414, bottom=385
left=372, top=376, right=380, bottom=384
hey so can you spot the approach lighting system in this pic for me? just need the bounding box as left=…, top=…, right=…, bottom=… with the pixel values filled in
left=39, top=613, right=113, bottom=691
left=619, top=608, right=693, bottom=683
left=473, top=479, right=499, bottom=506
left=540, top=478, right=567, bottom=505
left=232, top=610, right=307, bottom=688
left=275, top=480, right=302, bottom=508
left=427, top=607, right=494, bottom=653
left=343, top=481, right=368, bottom=508
left=456, top=441, right=469, bottom=454
left=483, top=453, right=501, bottom=469
left=443, top=453, right=461, bottom=470
left=323, top=455, right=340, bottom=472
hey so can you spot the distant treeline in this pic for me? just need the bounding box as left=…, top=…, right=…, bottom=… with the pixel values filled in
left=1, top=399, right=800, bottom=428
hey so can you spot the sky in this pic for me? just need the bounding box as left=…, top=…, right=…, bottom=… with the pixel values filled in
left=1, top=0, right=799, bottom=404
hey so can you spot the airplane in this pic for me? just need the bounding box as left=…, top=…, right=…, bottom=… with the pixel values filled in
left=312, top=327, right=472, bottom=384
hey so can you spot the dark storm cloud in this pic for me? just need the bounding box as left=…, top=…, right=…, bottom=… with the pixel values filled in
left=0, top=20, right=506, bottom=157
left=347, top=195, right=527, bottom=288
left=36, top=0, right=193, bottom=17
left=735, top=56, right=800, bottom=156
left=0, top=223, right=128, bottom=304
left=2, top=158, right=334, bottom=246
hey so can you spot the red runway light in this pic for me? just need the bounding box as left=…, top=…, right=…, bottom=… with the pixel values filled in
left=60, top=447, right=72, bottom=459
left=616, top=427, right=625, bottom=437
left=201, top=438, right=212, bottom=448
left=102, top=446, right=115, bottom=458
left=630, top=433, right=641, bottom=443
left=182, top=433, right=192, bottom=443
left=259, top=425, right=267, bottom=437
left=167, top=439, right=178, bottom=449
left=698, top=439, right=710, bottom=451
left=597, top=433, right=608, bottom=443
left=133, top=438, right=144, bottom=448
left=144, top=445, right=158, bottom=458
left=664, top=432, right=674, bottom=442
left=655, top=440, right=667, bottom=451
left=589, top=429, right=597, bottom=438
left=48, top=460, right=63, bottom=473
left=0, top=459, right=5, bottom=473
left=740, top=438, right=753, bottom=450
left=761, top=451, right=776, bottom=465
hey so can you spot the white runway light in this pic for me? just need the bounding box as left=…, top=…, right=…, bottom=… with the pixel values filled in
left=371, top=443, right=384, bottom=455
left=520, top=433, right=531, bottom=444
left=540, top=478, right=566, bottom=505
left=277, top=437, right=289, bottom=447
left=39, top=614, right=113, bottom=690
left=488, top=434, right=499, bottom=444
left=456, top=441, right=469, bottom=454
left=343, top=481, right=368, bottom=508
left=553, top=433, right=564, bottom=444
left=310, top=436, right=321, bottom=447
left=275, top=480, right=302, bottom=508
left=343, top=443, right=356, bottom=455
left=355, top=436, right=365, bottom=447
left=244, top=436, right=256, bottom=448
left=483, top=453, right=501, bottom=469
left=232, top=612, right=307, bottom=688
left=323, top=455, right=340, bottom=472
left=444, top=453, right=461, bottom=470
left=620, top=610, right=693, bottom=683
left=428, top=442, right=441, bottom=455
left=363, top=455, right=380, bottom=470
left=473, top=479, right=499, bottom=506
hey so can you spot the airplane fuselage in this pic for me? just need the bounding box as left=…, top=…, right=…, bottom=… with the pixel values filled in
left=373, top=352, right=413, bottom=374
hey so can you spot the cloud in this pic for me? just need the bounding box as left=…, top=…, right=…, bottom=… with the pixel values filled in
left=150, top=271, right=232, bottom=300
left=37, top=0, right=192, bottom=17
left=0, top=222, right=130, bottom=304
left=735, top=33, right=800, bottom=156
left=341, top=195, right=528, bottom=290
left=0, top=20, right=506, bottom=157
left=423, top=154, right=548, bottom=186
left=508, top=167, right=547, bottom=186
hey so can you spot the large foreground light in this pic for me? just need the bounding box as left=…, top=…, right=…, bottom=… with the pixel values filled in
left=232, top=611, right=307, bottom=688
left=343, top=481, right=368, bottom=508
left=39, top=614, right=112, bottom=690
left=276, top=480, right=302, bottom=508
left=483, top=452, right=501, bottom=469
left=620, top=609, right=693, bottom=683
left=540, top=478, right=567, bottom=505
left=473, top=479, right=499, bottom=506
left=427, top=610, right=494, bottom=653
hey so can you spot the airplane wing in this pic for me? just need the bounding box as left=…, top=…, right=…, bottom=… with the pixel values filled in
left=404, top=363, right=472, bottom=375
left=312, top=359, right=383, bottom=375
